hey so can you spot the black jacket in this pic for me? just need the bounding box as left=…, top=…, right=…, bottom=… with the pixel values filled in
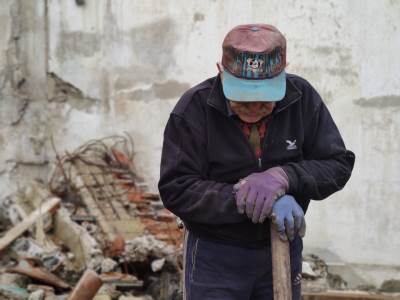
left=158, top=74, right=355, bottom=247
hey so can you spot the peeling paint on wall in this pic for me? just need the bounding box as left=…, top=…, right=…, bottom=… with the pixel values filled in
left=0, top=0, right=30, bottom=128
left=153, top=80, right=190, bottom=99
left=101, top=70, right=111, bottom=114
left=291, top=45, right=358, bottom=104
left=326, top=67, right=358, bottom=79
left=193, top=12, right=205, bottom=22
left=9, top=162, right=49, bottom=192
left=0, top=133, right=4, bottom=152
left=129, top=18, right=178, bottom=79
left=0, top=93, right=29, bottom=127
left=0, top=0, right=49, bottom=205
left=353, top=95, right=400, bottom=108
left=56, top=32, right=101, bottom=60
left=118, top=80, right=190, bottom=101
left=313, top=46, right=334, bottom=55
left=48, top=72, right=98, bottom=111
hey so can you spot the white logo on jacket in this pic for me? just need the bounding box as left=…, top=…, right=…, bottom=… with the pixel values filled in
left=286, top=139, right=297, bottom=150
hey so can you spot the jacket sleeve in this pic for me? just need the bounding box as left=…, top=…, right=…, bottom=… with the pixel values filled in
left=281, top=88, right=355, bottom=201
left=158, top=113, right=247, bottom=224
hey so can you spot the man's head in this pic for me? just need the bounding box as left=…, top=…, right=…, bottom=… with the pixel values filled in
left=218, top=24, right=287, bottom=122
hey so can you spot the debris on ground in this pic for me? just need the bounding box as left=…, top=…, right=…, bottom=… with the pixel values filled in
left=356, top=283, right=377, bottom=292
left=301, top=255, right=400, bottom=298
left=0, top=198, right=60, bottom=252
left=6, top=259, right=70, bottom=289
left=68, top=269, right=102, bottom=300
left=0, top=135, right=183, bottom=299
left=0, top=284, right=30, bottom=300
left=0, top=134, right=397, bottom=299
left=380, top=279, right=400, bottom=293
left=302, top=254, right=348, bottom=292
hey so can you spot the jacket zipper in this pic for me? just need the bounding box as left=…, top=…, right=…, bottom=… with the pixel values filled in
left=259, top=115, right=273, bottom=171
left=228, top=115, right=274, bottom=172
left=227, top=118, right=260, bottom=170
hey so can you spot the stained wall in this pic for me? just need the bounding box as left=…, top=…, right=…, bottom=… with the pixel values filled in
left=0, top=0, right=399, bottom=273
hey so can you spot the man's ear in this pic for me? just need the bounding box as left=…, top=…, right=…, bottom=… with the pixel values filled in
left=216, top=62, right=223, bottom=79
left=216, top=62, right=223, bottom=72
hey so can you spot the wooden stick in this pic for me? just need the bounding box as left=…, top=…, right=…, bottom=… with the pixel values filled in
left=302, top=291, right=395, bottom=300
left=68, top=269, right=102, bottom=300
left=0, top=197, right=61, bottom=252
left=271, top=225, right=292, bottom=300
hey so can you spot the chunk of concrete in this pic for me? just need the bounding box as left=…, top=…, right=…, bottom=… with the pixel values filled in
left=123, top=235, right=174, bottom=263
left=0, top=284, right=30, bottom=299
left=302, top=261, right=317, bottom=278
left=11, top=238, right=65, bottom=271
left=101, top=258, right=118, bottom=273
left=28, top=289, right=45, bottom=300
left=93, top=294, right=112, bottom=300
left=0, top=272, right=28, bottom=287
left=380, top=279, right=400, bottom=292
left=151, top=258, right=165, bottom=273
left=53, top=207, right=103, bottom=271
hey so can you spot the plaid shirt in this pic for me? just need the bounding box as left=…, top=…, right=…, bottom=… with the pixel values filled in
left=239, top=118, right=270, bottom=159
left=226, top=100, right=270, bottom=159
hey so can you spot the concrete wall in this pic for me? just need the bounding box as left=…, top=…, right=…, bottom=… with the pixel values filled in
left=0, top=0, right=48, bottom=199
left=1, top=0, right=399, bottom=270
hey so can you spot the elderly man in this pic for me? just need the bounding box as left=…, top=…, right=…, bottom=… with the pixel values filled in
left=158, top=24, right=355, bottom=300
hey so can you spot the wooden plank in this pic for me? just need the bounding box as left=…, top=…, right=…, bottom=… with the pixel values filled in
left=110, top=197, right=130, bottom=220
left=73, top=169, right=117, bottom=242
left=271, top=224, right=292, bottom=300
left=7, top=259, right=70, bottom=289
left=302, top=292, right=398, bottom=300
left=53, top=208, right=103, bottom=270
left=108, top=220, right=144, bottom=240
left=0, top=197, right=60, bottom=252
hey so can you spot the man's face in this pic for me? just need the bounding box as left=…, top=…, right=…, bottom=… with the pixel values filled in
left=217, top=62, right=276, bottom=123
left=229, top=101, right=275, bottom=123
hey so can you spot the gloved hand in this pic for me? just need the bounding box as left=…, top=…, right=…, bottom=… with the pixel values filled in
left=233, top=167, right=289, bottom=223
left=271, top=195, right=306, bottom=241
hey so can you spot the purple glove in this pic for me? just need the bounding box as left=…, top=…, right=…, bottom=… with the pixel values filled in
left=233, top=167, right=289, bottom=223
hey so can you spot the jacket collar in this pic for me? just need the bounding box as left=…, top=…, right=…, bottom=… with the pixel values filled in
left=207, top=74, right=302, bottom=116
left=206, top=75, right=230, bottom=115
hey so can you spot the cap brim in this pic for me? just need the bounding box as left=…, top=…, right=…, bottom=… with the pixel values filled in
left=222, top=70, right=286, bottom=102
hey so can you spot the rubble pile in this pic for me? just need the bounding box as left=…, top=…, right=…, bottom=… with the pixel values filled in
left=0, top=135, right=398, bottom=299
left=0, top=135, right=183, bottom=300
left=301, top=254, right=348, bottom=293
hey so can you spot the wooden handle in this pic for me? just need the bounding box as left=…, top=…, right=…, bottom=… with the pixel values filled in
left=271, top=225, right=292, bottom=300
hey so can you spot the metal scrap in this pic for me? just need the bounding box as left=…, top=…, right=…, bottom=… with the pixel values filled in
left=49, top=134, right=147, bottom=250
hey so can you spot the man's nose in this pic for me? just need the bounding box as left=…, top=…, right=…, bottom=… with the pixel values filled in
left=246, top=102, right=262, bottom=110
